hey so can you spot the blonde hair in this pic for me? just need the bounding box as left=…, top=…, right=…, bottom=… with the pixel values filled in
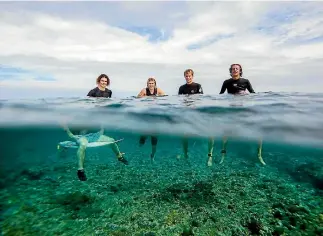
left=146, top=77, right=157, bottom=87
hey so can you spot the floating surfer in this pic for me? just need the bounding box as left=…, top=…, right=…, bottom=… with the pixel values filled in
left=58, top=123, right=129, bottom=181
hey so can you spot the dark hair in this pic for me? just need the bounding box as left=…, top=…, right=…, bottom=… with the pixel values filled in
left=229, top=64, right=243, bottom=76
left=96, top=74, right=110, bottom=86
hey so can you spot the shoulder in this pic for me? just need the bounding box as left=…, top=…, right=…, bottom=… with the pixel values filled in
left=240, top=78, right=250, bottom=83
left=88, top=87, right=98, bottom=94
left=194, top=82, right=202, bottom=87
left=179, top=84, right=187, bottom=89
left=157, top=87, right=164, bottom=93
left=106, top=88, right=112, bottom=96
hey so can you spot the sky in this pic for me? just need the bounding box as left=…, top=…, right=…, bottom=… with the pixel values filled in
left=0, top=1, right=323, bottom=99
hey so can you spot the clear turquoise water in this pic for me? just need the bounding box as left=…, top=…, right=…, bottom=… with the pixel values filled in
left=0, top=92, right=322, bottom=235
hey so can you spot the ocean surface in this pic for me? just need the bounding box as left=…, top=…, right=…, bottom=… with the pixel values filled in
left=0, top=92, right=322, bottom=235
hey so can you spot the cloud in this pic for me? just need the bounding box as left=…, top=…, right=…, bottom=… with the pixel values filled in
left=0, top=1, right=323, bottom=100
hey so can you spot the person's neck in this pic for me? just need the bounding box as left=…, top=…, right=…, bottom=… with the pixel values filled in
left=98, top=86, right=105, bottom=91
left=232, top=75, right=240, bottom=80
left=186, top=81, right=193, bottom=85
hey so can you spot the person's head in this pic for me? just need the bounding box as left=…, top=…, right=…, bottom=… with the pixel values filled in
left=96, top=74, right=110, bottom=89
left=184, top=69, right=194, bottom=84
left=146, top=77, right=157, bottom=89
left=229, top=64, right=243, bottom=78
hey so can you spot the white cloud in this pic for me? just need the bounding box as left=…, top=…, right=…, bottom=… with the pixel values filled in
left=0, top=1, right=323, bottom=100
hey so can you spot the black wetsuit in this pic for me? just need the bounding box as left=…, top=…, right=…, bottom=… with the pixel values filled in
left=146, top=87, right=157, bottom=96
left=139, top=87, right=158, bottom=146
left=219, top=78, right=255, bottom=94
left=87, top=87, right=112, bottom=98
left=178, top=82, right=203, bottom=95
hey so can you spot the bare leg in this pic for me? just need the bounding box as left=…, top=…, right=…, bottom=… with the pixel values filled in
left=98, top=135, right=128, bottom=165
left=257, top=138, right=266, bottom=165
left=77, top=137, right=88, bottom=170
left=220, top=136, right=228, bottom=164
left=77, top=137, right=88, bottom=181
left=150, top=136, right=158, bottom=161
left=151, top=145, right=157, bottom=161
left=207, top=137, right=214, bottom=167
left=182, top=137, right=189, bottom=159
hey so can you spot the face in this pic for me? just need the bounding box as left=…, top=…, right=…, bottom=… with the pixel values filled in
left=231, top=64, right=241, bottom=77
left=147, top=80, right=155, bottom=89
left=185, top=72, right=193, bottom=84
left=99, top=77, right=108, bottom=88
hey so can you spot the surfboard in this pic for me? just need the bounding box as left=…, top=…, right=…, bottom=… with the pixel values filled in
left=57, top=138, right=124, bottom=149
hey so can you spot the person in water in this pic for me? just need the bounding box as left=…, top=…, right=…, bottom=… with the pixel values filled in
left=217, top=64, right=265, bottom=165
left=137, top=77, right=165, bottom=161
left=60, top=124, right=129, bottom=181
left=178, top=69, right=203, bottom=95
left=87, top=74, right=112, bottom=98
left=177, top=69, right=214, bottom=165
left=219, top=64, right=255, bottom=94
left=137, top=77, right=165, bottom=97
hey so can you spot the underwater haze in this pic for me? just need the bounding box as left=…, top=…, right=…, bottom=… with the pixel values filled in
left=0, top=92, right=323, bottom=235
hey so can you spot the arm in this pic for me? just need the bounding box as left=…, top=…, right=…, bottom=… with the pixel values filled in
left=178, top=86, right=183, bottom=95
left=157, top=88, right=166, bottom=96
left=137, top=88, right=146, bottom=98
left=198, top=84, right=203, bottom=94
left=99, top=125, right=104, bottom=135
left=219, top=81, right=227, bottom=94
left=109, top=90, right=112, bottom=98
left=62, top=124, right=76, bottom=140
left=87, top=89, right=95, bottom=97
left=246, top=80, right=255, bottom=93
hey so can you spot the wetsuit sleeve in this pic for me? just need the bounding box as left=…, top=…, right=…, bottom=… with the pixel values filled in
left=109, top=90, right=112, bottom=98
left=219, top=81, right=227, bottom=94
left=246, top=80, right=255, bottom=93
left=87, top=89, right=95, bottom=97
left=199, top=84, right=204, bottom=94
left=178, top=86, right=183, bottom=95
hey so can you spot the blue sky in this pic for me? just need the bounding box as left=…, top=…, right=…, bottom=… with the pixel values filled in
left=0, top=1, right=323, bottom=99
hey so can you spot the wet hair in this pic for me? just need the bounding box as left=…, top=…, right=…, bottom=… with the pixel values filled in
left=229, top=64, right=243, bottom=76
left=147, top=77, right=157, bottom=87
left=184, top=69, right=194, bottom=76
left=96, top=74, right=110, bottom=86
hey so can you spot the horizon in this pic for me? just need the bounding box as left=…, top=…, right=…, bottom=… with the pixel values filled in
left=1, top=1, right=323, bottom=99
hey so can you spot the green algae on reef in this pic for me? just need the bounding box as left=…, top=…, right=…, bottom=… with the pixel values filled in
left=1, top=153, right=323, bottom=236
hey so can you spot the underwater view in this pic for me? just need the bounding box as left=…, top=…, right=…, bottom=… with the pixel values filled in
left=0, top=92, right=323, bottom=235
